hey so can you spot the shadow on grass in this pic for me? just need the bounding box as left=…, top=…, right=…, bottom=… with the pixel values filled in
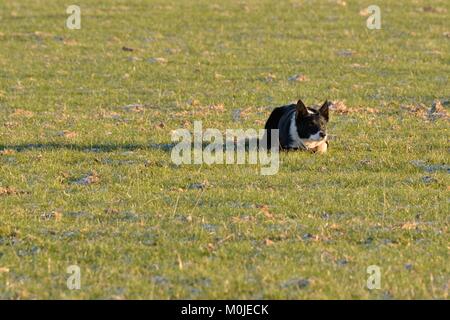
left=0, top=140, right=265, bottom=153
left=0, top=142, right=225, bottom=153
left=0, top=142, right=168, bottom=153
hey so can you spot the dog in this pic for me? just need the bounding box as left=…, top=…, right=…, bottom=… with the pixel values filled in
left=263, top=99, right=331, bottom=153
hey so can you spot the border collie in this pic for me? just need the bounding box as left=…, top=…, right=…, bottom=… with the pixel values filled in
left=264, top=99, right=331, bottom=153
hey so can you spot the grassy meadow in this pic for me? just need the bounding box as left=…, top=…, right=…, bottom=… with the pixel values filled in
left=0, top=0, right=449, bottom=299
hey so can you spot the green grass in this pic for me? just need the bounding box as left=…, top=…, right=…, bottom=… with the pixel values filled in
left=0, top=0, right=449, bottom=299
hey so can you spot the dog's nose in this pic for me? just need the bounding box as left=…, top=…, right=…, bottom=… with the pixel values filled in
left=319, top=131, right=326, bottom=138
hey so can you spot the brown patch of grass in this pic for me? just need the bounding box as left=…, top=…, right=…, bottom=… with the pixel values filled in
left=0, top=149, right=16, bottom=155
left=401, top=101, right=449, bottom=120
left=330, top=101, right=380, bottom=114
left=0, top=186, right=25, bottom=196
left=57, top=130, right=78, bottom=139
left=11, top=109, right=34, bottom=118
left=73, top=171, right=100, bottom=185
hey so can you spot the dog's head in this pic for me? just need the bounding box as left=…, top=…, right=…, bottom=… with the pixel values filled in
left=295, top=99, right=330, bottom=144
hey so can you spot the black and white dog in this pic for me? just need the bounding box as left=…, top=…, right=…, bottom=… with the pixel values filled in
left=264, top=99, right=331, bottom=153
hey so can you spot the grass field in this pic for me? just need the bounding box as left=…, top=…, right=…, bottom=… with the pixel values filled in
left=0, top=0, right=449, bottom=299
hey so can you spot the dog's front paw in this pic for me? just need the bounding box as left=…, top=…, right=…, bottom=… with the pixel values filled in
left=313, top=141, right=328, bottom=154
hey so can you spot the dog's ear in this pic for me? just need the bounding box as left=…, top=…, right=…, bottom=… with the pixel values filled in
left=319, top=100, right=331, bottom=122
left=296, top=99, right=309, bottom=118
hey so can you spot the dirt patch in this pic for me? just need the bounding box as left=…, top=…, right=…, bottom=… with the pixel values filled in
left=288, top=74, right=308, bottom=82
left=0, top=186, right=27, bottom=196
left=57, top=130, right=78, bottom=138
left=401, top=100, right=449, bottom=120
left=147, top=57, right=168, bottom=64
left=428, top=100, right=449, bottom=120
left=329, top=101, right=380, bottom=114
left=73, top=171, right=101, bottom=185
left=419, top=6, right=447, bottom=13
left=410, top=160, right=450, bottom=173
left=0, top=149, right=16, bottom=156
left=11, top=109, right=34, bottom=118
